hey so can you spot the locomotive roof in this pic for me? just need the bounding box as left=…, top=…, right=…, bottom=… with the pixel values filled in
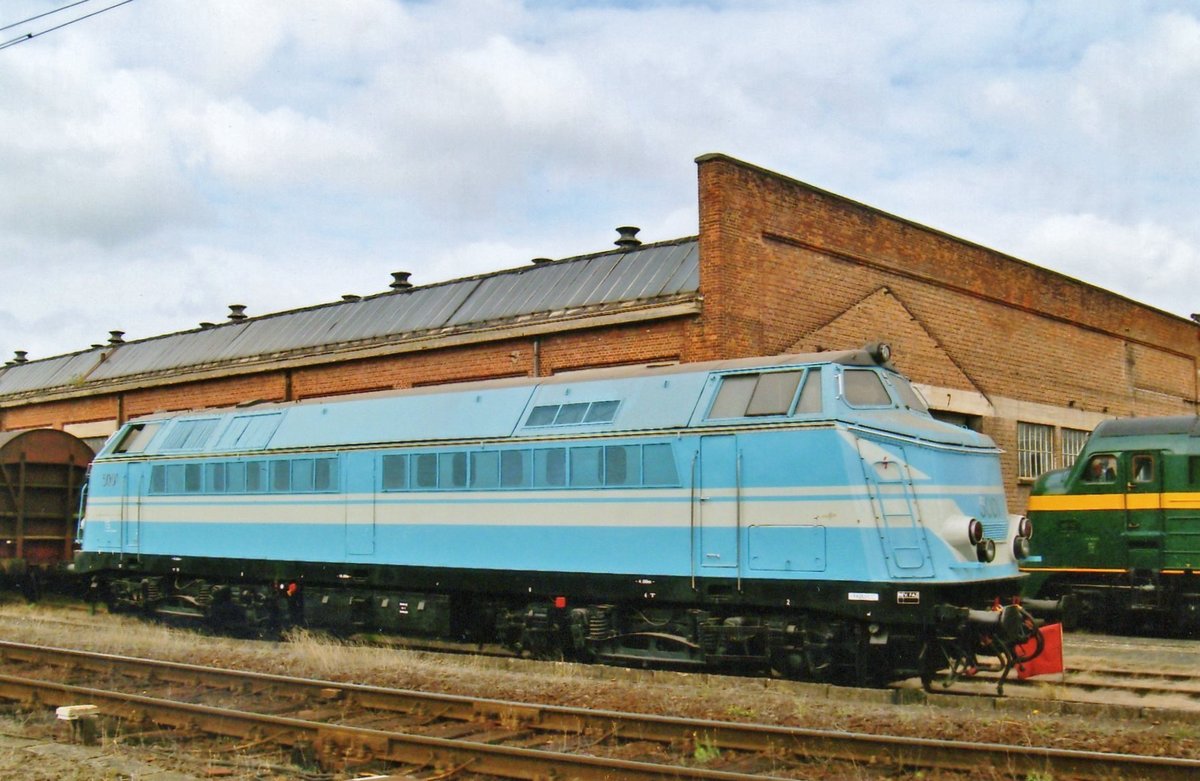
left=99, top=343, right=992, bottom=456
left=133, top=345, right=891, bottom=417
left=1091, top=416, right=1200, bottom=439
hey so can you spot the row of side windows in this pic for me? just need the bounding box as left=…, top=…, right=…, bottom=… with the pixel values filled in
left=146, top=443, right=681, bottom=496
left=150, top=458, right=338, bottom=495
left=381, top=443, right=679, bottom=490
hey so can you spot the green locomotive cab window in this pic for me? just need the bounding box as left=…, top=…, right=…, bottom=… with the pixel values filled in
left=1082, top=454, right=1117, bottom=483
left=1131, top=455, right=1154, bottom=483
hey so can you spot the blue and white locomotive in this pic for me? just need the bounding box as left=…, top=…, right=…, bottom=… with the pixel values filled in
left=74, top=345, right=1050, bottom=686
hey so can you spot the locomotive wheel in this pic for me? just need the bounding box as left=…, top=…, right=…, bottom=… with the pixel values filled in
left=801, top=618, right=865, bottom=685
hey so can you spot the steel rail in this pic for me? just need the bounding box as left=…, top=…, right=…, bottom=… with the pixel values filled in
left=0, top=672, right=790, bottom=781
left=2, top=641, right=1199, bottom=780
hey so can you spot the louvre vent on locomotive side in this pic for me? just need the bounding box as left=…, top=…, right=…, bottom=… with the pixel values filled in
left=75, top=345, right=1055, bottom=688
left=1022, top=416, right=1200, bottom=634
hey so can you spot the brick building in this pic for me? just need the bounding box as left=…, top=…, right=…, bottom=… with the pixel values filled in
left=1, top=153, right=1196, bottom=510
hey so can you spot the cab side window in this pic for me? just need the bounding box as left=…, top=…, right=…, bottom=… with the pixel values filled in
left=842, top=369, right=892, bottom=407
left=1082, top=454, right=1117, bottom=483
left=1131, top=455, right=1154, bottom=484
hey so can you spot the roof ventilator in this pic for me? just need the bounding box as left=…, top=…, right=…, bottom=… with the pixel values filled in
left=108, top=331, right=125, bottom=345
left=390, top=271, right=413, bottom=290
left=615, top=226, right=642, bottom=250
left=228, top=305, right=248, bottom=321
left=10, top=350, right=28, bottom=364
left=531, top=257, right=553, bottom=265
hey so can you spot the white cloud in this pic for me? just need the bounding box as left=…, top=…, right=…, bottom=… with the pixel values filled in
left=1020, top=213, right=1199, bottom=317
left=0, top=0, right=1198, bottom=365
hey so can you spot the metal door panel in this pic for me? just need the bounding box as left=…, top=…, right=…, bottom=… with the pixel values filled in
left=697, top=435, right=738, bottom=569
left=345, top=453, right=375, bottom=556
left=857, top=437, right=933, bottom=578
left=120, top=466, right=140, bottom=554
left=1124, top=451, right=1163, bottom=571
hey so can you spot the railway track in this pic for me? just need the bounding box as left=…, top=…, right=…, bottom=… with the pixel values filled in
left=0, top=641, right=1197, bottom=780
left=5, top=607, right=1200, bottom=713
left=5, top=605, right=1200, bottom=706
left=924, top=663, right=1200, bottom=708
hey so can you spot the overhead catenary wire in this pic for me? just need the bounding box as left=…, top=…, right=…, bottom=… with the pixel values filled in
left=0, top=0, right=98, bottom=33
left=0, top=0, right=135, bottom=51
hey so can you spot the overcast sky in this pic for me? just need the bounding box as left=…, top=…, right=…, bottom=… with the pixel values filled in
left=1, top=0, right=1197, bottom=363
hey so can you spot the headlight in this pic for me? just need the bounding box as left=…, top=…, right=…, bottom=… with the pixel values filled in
left=967, top=518, right=984, bottom=546
left=976, top=538, right=996, bottom=563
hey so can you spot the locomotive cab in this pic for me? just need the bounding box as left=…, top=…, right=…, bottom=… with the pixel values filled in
left=1024, top=417, right=1200, bottom=634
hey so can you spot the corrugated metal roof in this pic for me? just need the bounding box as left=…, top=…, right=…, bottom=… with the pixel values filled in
left=88, top=322, right=252, bottom=381
left=0, top=349, right=104, bottom=395
left=1, top=237, right=700, bottom=399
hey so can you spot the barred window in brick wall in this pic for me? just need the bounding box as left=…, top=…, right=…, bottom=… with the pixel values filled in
left=1060, top=428, right=1090, bottom=469
left=1017, top=422, right=1054, bottom=480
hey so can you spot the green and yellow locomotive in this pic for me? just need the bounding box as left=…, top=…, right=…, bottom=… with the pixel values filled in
left=1022, top=416, right=1200, bottom=634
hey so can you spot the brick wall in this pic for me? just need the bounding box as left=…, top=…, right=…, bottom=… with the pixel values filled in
left=695, top=153, right=1198, bottom=409
left=124, top=373, right=288, bottom=418
left=2, top=394, right=117, bottom=432
left=694, top=152, right=1198, bottom=510
left=3, top=153, right=1196, bottom=515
